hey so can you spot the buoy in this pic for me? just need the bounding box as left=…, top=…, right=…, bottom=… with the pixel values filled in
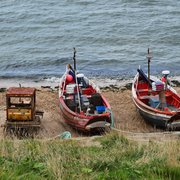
left=66, top=74, right=73, bottom=83
left=161, top=76, right=166, bottom=83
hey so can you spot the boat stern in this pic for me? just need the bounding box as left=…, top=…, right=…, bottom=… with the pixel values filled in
left=85, top=113, right=111, bottom=131
left=166, top=112, right=180, bottom=130
left=85, top=121, right=111, bottom=130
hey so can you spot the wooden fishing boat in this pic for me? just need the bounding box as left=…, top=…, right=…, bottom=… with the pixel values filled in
left=59, top=49, right=112, bottom=132
left=132, top=50, right=180, bottom=130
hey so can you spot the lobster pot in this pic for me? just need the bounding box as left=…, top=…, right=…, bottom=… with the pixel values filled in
left=66, top=84, right=76, bottom=94
left=152, top=81, right=164, bottom=92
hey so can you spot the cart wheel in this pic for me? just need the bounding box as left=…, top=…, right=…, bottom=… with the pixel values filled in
left=35, top=116, right=41, bottom=123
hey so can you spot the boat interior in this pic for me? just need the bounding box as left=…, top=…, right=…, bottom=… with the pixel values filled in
left=62, top=74, right=106, bottom=115
left=136, top=78, right=180, bottom=112
left=134, top=68, right=180, bottom=112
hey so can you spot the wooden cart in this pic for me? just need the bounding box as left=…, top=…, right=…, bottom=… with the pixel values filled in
left=4, top=87, right=43, bottom=134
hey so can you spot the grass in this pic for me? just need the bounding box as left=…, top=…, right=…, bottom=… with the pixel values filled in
left=0, top=132, right=180, bottom=179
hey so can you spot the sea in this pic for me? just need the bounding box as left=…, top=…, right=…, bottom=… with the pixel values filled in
left=0, top=0, right=180, bottom=88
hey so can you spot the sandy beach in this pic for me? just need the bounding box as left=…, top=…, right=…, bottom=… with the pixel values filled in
left=0, top=85, right=179, bottom=139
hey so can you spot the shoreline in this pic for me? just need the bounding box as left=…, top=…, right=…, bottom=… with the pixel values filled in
left=0, top=76, right=179, bottom=90
left=0, top=86, right=179, bottom=139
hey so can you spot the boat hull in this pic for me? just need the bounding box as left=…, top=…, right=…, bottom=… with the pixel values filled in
left=132, top=72, right=180, bottom=130
left=136, top=102, right=180, bottom=130
left=59, top=97, right=111, bottom=132
left=59, top=68, right=112, bottom=132
left=135, top=99, right=169, bottom=128
left=139, top=109, right=167, bottom=128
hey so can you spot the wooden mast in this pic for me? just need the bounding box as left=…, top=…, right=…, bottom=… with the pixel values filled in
left=73, top=48, right=82, bottom=112
left=147, top=48, right=152, bottom=89
left=73, top=47, right=76, bottom=71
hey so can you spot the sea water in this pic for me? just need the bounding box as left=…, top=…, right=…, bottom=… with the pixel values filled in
left=0, top=0, right=179, bottom=87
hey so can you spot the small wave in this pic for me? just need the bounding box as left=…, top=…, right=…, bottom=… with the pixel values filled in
left=88, top=59, right=120, bottom=66
left=0, top=0, right=179, bottom=84
left=43, top=77, right=61, bottom=83
left=0, top=73, right=179, bottom=89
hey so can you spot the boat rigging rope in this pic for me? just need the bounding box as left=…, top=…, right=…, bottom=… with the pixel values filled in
left=106, top=108, right=114, bottom=128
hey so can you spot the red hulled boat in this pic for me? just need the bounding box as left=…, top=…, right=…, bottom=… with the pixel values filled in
left=59, top=50, right=112, bottom=132
left=132, top=50, right=180, bottom=130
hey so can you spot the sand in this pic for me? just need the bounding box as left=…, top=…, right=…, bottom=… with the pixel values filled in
left=0, top=87, right=179, bottom=139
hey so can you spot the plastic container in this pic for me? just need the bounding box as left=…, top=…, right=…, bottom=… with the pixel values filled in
left=152, top=81, right=164, bottom=91
left=66, top=84, right=76, bottom=94
left=149, top=96, right=160, bottom=108
left=77, top=73, right=84, bottom=85
left=96, top=106, right=106, bottom=113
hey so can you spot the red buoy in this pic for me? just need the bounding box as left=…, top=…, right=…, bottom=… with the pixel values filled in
left=66, top=74, right=73, bottom=83
left=161, top=76, right=166, bottom=83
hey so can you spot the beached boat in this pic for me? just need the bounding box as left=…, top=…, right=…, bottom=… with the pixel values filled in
left=59, top=49, right=112, bottom=132
left=132, top=67, right=180, bottom=130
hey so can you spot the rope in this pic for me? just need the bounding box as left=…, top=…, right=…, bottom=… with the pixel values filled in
left=53, top=131, right=72, bottom=139
left=106, top=108, right=180, bottom=141
left=106, top=108, right=114, bottom=128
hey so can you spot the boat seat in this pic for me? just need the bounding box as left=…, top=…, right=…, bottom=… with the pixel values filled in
left=137, top=89, right=150, bottom=93
left=139, top=95, right=159, bottom=100
left=65, top=95, right=74, bottom=100
left=137, top=89, right=151, bottom=98
left=139, top=95, right=151, bottom=100
left=165, top=92, right=172, bottom=97
left=82, top=87, right=93, bottom=95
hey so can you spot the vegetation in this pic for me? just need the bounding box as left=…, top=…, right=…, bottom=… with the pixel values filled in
left=0, top=132, right=180, bottom=179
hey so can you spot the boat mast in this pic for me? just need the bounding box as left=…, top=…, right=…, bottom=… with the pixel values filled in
left=147, top=48, right=152, bottom=89
left=73, top=48, right=82, bottom=112
left=73, top=47, right=76, bottom=71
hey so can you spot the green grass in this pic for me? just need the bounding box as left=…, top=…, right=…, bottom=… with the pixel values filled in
left=0, top=132, right=180, bottom=179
